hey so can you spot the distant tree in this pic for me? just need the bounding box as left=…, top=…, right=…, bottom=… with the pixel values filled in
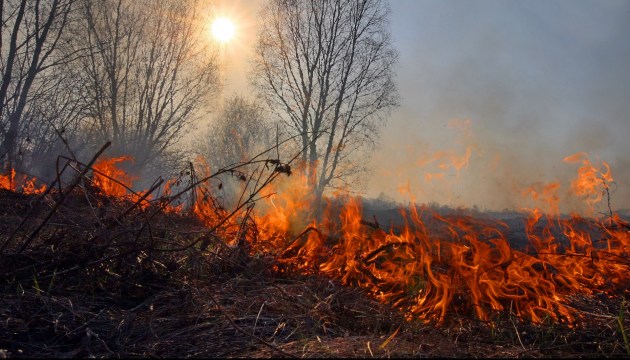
left=252, top=0, right=398, bottom=212
left=71, top=0, right=219, bottom=173
left=0, top=0, right=76, bottom=172
left=199, top=96, right=274, bottom=170
left=18, top=67, right=89, bottom=176
left=197, top=95, right=275, bottom=206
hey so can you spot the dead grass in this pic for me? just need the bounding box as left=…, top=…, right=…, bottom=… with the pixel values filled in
left=0, top=169, right=629, bottom=358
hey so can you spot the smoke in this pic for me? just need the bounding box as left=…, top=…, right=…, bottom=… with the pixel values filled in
left=366, top=0, right=630, bottom=213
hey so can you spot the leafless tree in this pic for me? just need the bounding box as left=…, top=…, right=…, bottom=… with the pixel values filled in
left=252, top=0, right=398, bottom=212
left=199, top=95, right=274, bottom=170
left=197, top=95, right=276, bottom=207
left=18, top=68, right=88, bottom=174
left=0, top=0, right=76, bottom=172
left=72, top=0, right=219, bottom=174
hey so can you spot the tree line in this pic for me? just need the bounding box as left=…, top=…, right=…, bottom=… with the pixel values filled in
left=0, top=0, right=218, bottom=179
left=0, top=0, right=398, bottom=212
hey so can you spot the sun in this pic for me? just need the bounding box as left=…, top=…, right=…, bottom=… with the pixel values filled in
left=212, top=17, right=235, bottom=43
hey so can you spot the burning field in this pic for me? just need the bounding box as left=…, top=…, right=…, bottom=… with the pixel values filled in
left=0, top=143, right=629, bottom=358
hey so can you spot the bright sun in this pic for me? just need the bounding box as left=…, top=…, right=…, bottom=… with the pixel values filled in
left=212, top=18, right=235, bottom=43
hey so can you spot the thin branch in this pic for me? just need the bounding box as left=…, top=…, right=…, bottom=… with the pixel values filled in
left=208, top=292, right=297, bottom=358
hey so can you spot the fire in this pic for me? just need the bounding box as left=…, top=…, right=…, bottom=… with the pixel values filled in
left=276, top=194, right=627, bottom=324
left=0, top=169, right=16, bottom=191
left=411, top=146, right=474, bottom=182
left=522, top=181, right=561, bottom=217
left=160, top=178, right=185, bottom=213
left=254, top=166, right=317, bottom=253
left=190, top=156, right=217, bottom=224
left=90, top=156, right=178, bottom=211
left=10, top=151, right=622, bottom=326
left=21, top=178, right=47, bottom=194
left=563, top=152, right=613, bottom=207
left=255, top=152, right=629, bottom=325
left=74, top=153, right=630, bottom=325
left=92, top=156, right=136, bottom=197
left=0, top=168, right=46, bottom=194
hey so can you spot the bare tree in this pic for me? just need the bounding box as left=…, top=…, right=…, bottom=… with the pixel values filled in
left=0, top=0, right=76, bottom=172
left=72, top=0, right=219, bottom=174
left=199, top=95, right=274, bottom=170
left=197, top=95, right=275, bottom=207
left=18, top=67, right=87, bottom=175
left=252, top=0, right=398, bottom=211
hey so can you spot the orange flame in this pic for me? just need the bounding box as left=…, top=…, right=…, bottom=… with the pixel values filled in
left=249, top=153, right=629, bottom=325
left=563, top=152, right=613, bottom=207
left=92, top=156, right=136, bottom=197
left=0, top=169, right=46, bottom=194
left=0, top=169, right=16, bottom=191
left=44, top=152, right=629, bottom=325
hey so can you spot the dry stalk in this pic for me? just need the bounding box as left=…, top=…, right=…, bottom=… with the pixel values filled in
left=208, top=292, right=297, bottom=358
left=3, top=142, right=111, bottom=254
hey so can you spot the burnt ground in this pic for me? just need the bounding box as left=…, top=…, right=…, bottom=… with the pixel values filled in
left=0, top=187, right=629, bottom=358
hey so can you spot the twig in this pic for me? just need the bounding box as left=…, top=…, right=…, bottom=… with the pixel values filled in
left=48, top=118, right=77, bottom=162
left=109, top=178, right=164, bottom=227
left=360, top=215, right=380, bottom=229
left=604, top=179, right=614, bottom=226
left=137, top=131, right=319, bottom=249
left=363, top=242, right=411, bottom=265
left=208, top=293, right=297, bottom=358
left=253, top=301, right=266, bottom=337
left=14, top=142, right=111, bottom=254
left=278, top=226, right=321, bottom=258
left=510, top=301, right=527, bottom=350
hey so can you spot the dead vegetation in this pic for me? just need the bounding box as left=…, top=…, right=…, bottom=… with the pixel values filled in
left=0, top=147, right=629, bottom=358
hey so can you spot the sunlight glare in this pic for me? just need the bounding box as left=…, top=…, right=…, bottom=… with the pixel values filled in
left=212, top=17, right=235, bottom=43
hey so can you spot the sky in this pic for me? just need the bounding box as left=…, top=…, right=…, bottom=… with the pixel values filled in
left=216, top=0, right=630, bottom=213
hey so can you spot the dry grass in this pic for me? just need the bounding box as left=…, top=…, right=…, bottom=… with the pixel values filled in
left=0, top=165, right=629, bottom=358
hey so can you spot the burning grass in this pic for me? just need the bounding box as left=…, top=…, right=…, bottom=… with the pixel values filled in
left=0, top=146, right=629, bottom=357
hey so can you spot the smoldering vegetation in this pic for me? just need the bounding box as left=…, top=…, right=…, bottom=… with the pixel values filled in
left=0, top=151, right=629, bottom=358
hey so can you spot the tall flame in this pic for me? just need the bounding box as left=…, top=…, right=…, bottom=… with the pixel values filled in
left=92, top=156, right=135, bottom=197
left=255, top=152, right=629, bottom=324
left=15, top=152, right=623, bottom=325
left=0, top=169, right=16, bottom=191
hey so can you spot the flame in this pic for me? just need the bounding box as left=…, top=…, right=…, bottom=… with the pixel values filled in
left=563, top=152, right=613, bottom=207
left=92, top=156, right=136, bottom=197
left=252, top=152, right=629, bottom=325
left=14, top=152, right=623, bottom=326
left=287, top=195, right=626, bottom=324
left=254, top=166, right=316, bottom=253
left=522, top=181, right=561, bottom=217
left=159, top=178, right=185, bottom=213
left=0, top=169, right=16, bottom=191
left=424, top=172, right=446, bottom=183
left=0, top=169, right=46, bottom=194
left=415, top=146, right=474, bottom=180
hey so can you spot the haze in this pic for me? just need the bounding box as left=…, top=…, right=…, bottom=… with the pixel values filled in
left=218, top=0, right=630, bottom=213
